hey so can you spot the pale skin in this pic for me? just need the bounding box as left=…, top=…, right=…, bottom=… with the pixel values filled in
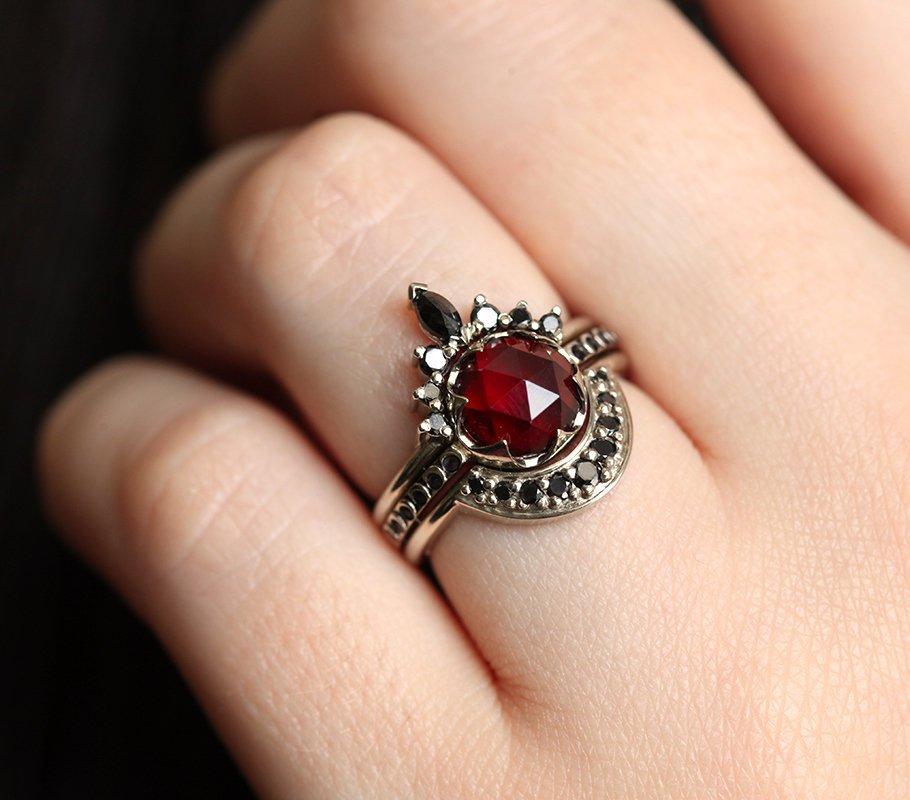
left=37, top=1, right=910, bottom=797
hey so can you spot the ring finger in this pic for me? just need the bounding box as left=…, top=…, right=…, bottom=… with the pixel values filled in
left=138, top=113, right=709, bottom=707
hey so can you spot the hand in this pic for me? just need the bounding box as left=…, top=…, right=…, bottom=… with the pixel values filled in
left=38, top=2, right=910, bottom=797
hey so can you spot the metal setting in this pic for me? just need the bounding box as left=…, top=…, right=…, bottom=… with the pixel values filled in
left=374, top=285, right=632, bottom=564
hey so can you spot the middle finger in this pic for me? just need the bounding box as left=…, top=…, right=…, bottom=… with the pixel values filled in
left=210, top=0, right=910, bottom=463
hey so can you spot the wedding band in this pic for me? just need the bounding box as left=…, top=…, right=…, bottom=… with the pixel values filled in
left=374, top=284, right=632, bottom=564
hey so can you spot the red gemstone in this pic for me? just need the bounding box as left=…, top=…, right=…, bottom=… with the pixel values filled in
left=453, top=335, right=583, bottom=458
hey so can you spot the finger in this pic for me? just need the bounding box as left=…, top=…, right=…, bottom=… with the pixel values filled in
left=207, top=0, right=910, bottom=462
left=38, top=357, right=500, bottom=799
left=702, top=0, right=910, bottom=242
left=136, top=107, right=723, bottom=784
left=139, top=113, right=565, bottom=497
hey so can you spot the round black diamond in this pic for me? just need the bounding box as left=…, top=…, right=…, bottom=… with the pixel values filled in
left=571, top=343, right=588, bottom=360
left=397, top=503, right=415, bottom=522
left=509, top=305, right=531, bottom=326
left=519, top=482, right=541, bottom=505
left=388, top=518, right=403, bottom=535
left=494, top=482, right=512, bottom=502
left=598, top=415, right=621, bottom=430
left=574, top=461, right=599, bottom=486
left=420, top=347, right=448, bottom=375
left=423, top=469, right=445, bottom=490
left=409, top=485, right=430, bottom=510
left=548, top=473, right=569, bottom=497
left=592, top=439, right=617, bottom=457
left=467, top=476, right=485, bottom=494
left=472, top=303, right=499, bottom=330
left=540, top=313, right=561, bottom=335
left=440, top=452, right=462, bottom=474
left=413, top=289, right=463, bottom=341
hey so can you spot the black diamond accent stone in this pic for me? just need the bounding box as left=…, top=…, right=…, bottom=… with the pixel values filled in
left=409, top=485, right=430, bottom=510
left=468, top=476, right=485, bottom=494
left=440, top=452, right=462, bottom=474
left=472, top=303, right=500, bottom=330
left=519, top=482, right=541, bottom=505
left=582, top=334, right=598, bottom=351
left=420, top=347, right=448, bottom=375
left=423, top=469, right=445, bottom=491
left=592, top=439, right=617, bottom=457
left=571, top=343, right=588, bottom=360
left=494, top=482, right=512, bottom=502
left=397, top=503, right=415, bottom=522
left=598, top=415, right=621, bottom=430
left=413, top=289, right=463, bottom=341
left=388, top=518, right=403, bottom=535
left=540, top=313, right=561, bottom=335
left=574, top=461, right=599, bottom=486
left=548, top=473, right=569, bottom=497
left=509, top=305, right=531, bottom=326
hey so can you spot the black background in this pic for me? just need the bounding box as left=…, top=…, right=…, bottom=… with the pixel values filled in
left=0, top=2, right=705, bottom=797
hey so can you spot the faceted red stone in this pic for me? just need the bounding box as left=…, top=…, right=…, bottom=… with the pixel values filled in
left=453, top=335, right=583, bottom=458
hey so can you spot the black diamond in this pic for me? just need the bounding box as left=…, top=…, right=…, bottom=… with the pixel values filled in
left=423, top=469, right=444, bottom=490
left=592, top=439, right=617, bottom=457
left=494, top=482, right=512, bottom=502
left=397, top=503, right=415, bottom=522
left=388, top=518, right=402, bottom=535
left=582, top=334, right=598, bottom=351
left=509, top=305, right=531, bottom=325
left=574, top=461, right=599, bottom=485
left=440, top=452, right=462, bottom=474
left=468, top=476, right=485, bottom=494
left=409, top=485, right=430, bottom=510
left=540, top=313, right=561, bottom=335
left=548, top=473, right=569, bottom=497
left=413, top=289, right=462, bottom=341
left=519, top=482, right=541, bottom=505
left=472, top=303, right=500, bottom=330
left=571, top=343, right=588, bottom=360
left=420, top=347, right=448, bottom=375
left=598, top=415, right=621, bottom=430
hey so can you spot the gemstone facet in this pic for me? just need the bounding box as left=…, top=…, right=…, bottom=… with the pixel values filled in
left=413, top=289, right=462, bottom=341
left=453, top=334, right=583, bottom=459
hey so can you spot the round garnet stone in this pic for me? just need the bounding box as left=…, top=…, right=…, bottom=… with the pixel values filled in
left=453, top=335, right=583, bottom=458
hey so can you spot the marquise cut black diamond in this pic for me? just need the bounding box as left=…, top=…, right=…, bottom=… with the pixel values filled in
left=413, top=289, right=462, bottom=341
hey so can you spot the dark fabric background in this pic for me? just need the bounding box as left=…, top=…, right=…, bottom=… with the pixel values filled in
left=0, top=2, right=706, bottom=797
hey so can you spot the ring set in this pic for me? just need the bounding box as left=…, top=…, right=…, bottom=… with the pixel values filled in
left=374, top=284, right=632, bottom=564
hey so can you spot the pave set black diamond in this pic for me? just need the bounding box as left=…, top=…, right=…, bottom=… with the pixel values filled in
left=384, top=448, right=466, bottom=541
left=567, top=326, right=617, bottom=366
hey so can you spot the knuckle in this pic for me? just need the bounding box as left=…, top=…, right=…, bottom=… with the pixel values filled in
left=222, top=113, right=420, bottom=296
left=117, top=397, right=268, bottom=580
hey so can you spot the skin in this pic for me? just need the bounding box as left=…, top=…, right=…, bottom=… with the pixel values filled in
left=37, top=1, right=910, bottom=798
